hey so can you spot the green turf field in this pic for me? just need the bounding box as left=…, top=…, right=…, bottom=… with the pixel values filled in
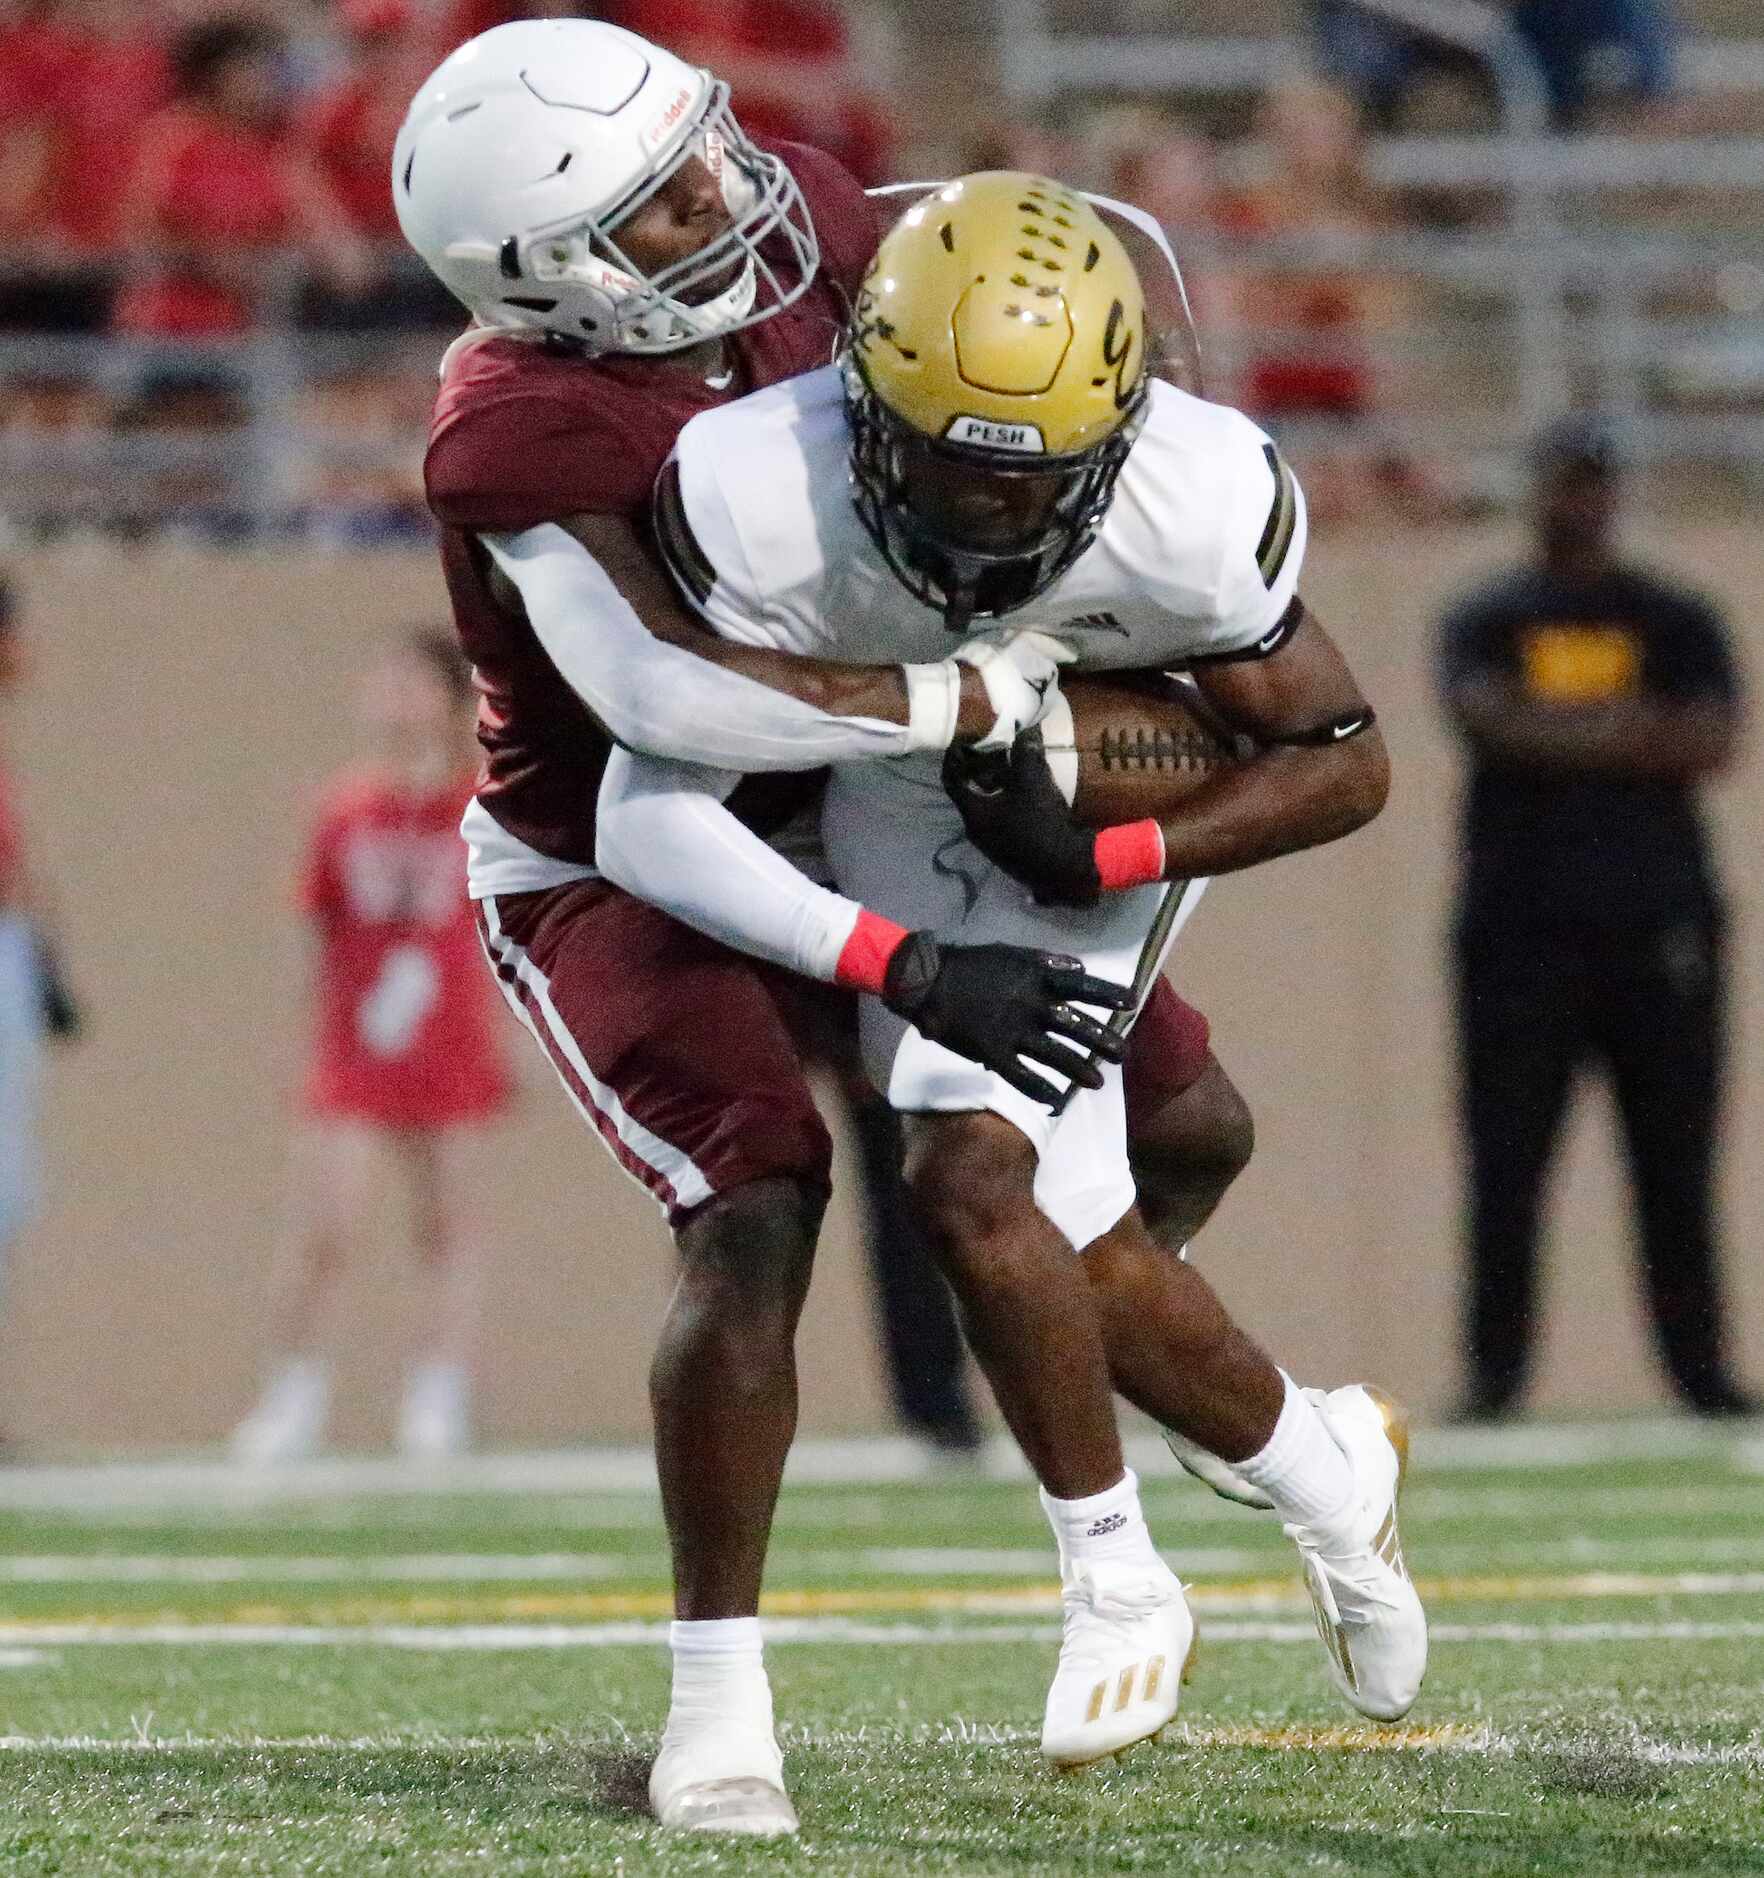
left=0, top=1428, right=1760, bottom=1875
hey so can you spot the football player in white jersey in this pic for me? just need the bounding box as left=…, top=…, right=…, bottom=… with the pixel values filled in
left=597, top=174, right=1427, bottom=1778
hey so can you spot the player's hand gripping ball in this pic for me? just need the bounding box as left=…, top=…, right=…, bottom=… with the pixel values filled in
left=945, top=673, right=1235, bottom=905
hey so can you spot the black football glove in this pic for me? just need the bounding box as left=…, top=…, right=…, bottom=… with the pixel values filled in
left=943, top=729, right=1103, bottom=907
left=881, top=930, right=1131, bottom=1111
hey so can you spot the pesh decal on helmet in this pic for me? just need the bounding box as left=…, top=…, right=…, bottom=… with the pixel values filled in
left=393, top=18, right=819, bottom=356
left=844, top=172, right=1150, bottom=633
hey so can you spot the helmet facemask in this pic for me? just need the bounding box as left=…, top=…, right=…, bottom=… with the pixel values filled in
left=510, top=82, right=818, bottom=354
left=846, top=354, right=1147, bottom=633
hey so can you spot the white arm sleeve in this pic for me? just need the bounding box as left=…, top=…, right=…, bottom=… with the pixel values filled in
left=595, top=747, right=867, bottom=985
left=483, top=523, right=917, bottom=770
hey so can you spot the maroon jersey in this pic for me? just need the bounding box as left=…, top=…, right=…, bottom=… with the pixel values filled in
left=425, top=139, right=883, bottom=869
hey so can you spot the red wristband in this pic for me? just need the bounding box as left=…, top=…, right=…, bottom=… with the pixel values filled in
left=834, top=907, right=911, bottom=994
left=1094, top=819, right=1167, bottom=892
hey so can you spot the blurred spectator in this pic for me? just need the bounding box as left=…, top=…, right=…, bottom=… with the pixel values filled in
left=1214, top=77, right=1444, bottom=522
left=622, top=0, right=896, bottom=185
left=233, top=630, right=512, bottom=1464
left=298, top=0, right=432, bottom=244
left=112, top=15, right=372, bottom=339
left=0, top=573, right=84, bottom=1448
left=0, top=3, right=82, bottom=252
left=1316, top=0, right=1679, bottom=133
left=43, top=1, right=174, bottom=261
left=1312, top=0, right=1484, bottom=131
left=1437, top=420, right=1756, bottom=1422
left=1510, top=0, right=1679, bottom=131
left=295, top=0, right=460, bottom=327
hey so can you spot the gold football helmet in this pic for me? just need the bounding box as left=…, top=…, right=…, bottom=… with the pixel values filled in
left=844, top=171, right=1150, bottom=629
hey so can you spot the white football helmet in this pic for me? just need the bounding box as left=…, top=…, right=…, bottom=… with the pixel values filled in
left=392, top=19, right=820, bottom=355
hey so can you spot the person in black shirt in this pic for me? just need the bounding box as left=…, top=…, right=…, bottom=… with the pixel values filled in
left=1437, top=419, right=1755, bottom=1421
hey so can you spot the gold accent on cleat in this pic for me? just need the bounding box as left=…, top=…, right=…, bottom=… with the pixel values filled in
left=1182, top=1628, right=1200, bottom=1685
left=1085, top=1681, right=1107, bottom=1724
left=1143, top=1655, right=1165, bottom=1704
left=1364, top=1386, right=1410, bottom=1491
left=1113, top=1666, right=1137, bottom=1712
left=1306, top=1572, right=1359, bottom=1694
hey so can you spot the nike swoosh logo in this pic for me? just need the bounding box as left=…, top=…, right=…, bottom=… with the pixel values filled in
left=1332, top=717, right=1367, bottom=740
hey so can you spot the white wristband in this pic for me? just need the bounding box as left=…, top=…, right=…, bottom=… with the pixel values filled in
left=902, top=658, right=962, bottom=753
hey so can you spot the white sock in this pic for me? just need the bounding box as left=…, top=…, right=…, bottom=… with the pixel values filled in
left=1039, top=1468, right=1161, bottom=1575
left=1233, top=1373, right=1356, bottom=1535
left=665, top=1618, right=774, bottom=1736
left=403, top=1359, right=469, bottom=1418
left=260, top=1355, right=328, bottom=1420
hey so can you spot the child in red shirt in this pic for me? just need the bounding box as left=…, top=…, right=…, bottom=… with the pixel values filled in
left=233, top=631, right=511, bottom=1464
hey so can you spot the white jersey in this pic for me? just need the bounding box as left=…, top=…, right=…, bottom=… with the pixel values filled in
left=659, top=364, right=1305, bottom=675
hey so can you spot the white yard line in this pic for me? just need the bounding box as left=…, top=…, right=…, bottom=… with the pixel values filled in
left=0, top=1420, right=1756, bottom=1512
left=0, top=1718, right=1752, bottom=1766
left=0, top=1554, right=627, bottom=1584
left=0, top=1613, right=1762, bottom=1651
left=1, top=1534, right=1757, bottom=1585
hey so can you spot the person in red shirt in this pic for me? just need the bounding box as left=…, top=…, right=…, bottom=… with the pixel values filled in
left=0, top=2, right=84, bottom=252
left=620, top=0, right=895, bottom=184
left=112, top=15, right=373, bottom=339
left=233, top=630, right=512, bottom=1465
left=37, top=0, right=174, bottom=263
left=296, top=0, right=434, bottom=243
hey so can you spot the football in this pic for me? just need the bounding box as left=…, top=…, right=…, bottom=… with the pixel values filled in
left=1041, top=672, right=1237, bottom=828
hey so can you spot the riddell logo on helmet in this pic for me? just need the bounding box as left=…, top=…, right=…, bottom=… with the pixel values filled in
left=944, top=416, right=1046, bottom=454
left=641, top=86, right=694, bottom=152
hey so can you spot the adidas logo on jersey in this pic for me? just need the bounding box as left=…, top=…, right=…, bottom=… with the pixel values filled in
left=1060, top=611, right=1130, bottom=638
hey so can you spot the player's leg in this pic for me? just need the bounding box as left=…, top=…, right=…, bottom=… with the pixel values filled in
left=1122, top=981, right=1256, bottom=1251
left=822, top=763, right=1192, bottom=1766
left=1597, top=916, right=1754, bottom=1415
left=843, top=1079, right=980, bottom=1454
left=902, top=1109, right=1123, bottom=1499
left=1454, top=917, right=1583, bottom=1419
left=391, top=1125, right=485, bottom=1459
left=232, top=1118, right=380, bottom=1463
left=901, top=1101, right=1192, bottom=1768
left=480, top=882, right=829, bottom=1835
left=1082, top=1204, right=1427, bottom=1719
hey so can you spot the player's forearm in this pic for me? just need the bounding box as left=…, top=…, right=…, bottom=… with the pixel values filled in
left=1150, top=733, right=1390, bottom=879
left=483, top=523, right=1017, bottom=769
left=595, top=749, right=904, bottom=988
left=693, top=640, right=1004, bottom=744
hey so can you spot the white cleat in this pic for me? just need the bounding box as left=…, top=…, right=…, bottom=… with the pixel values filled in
left=1162, top=1429, right=1275, bottom=1510
left=1040, top=1560, right=1195, bottom=1770
left=649, top=1725, right=798, bottom=1837
left=1286, top=1384, right=1427, bottom=1722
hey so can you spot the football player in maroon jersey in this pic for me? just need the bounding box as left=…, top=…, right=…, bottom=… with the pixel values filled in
left=396, top=20, right=1255, bottom=1833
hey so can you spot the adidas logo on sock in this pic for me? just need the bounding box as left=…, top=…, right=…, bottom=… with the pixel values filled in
left=1085, top=1512, right=1128, bottom=1538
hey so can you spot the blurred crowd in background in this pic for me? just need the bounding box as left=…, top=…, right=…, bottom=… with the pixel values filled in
left=3, top=0, right=1759, bottom=543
